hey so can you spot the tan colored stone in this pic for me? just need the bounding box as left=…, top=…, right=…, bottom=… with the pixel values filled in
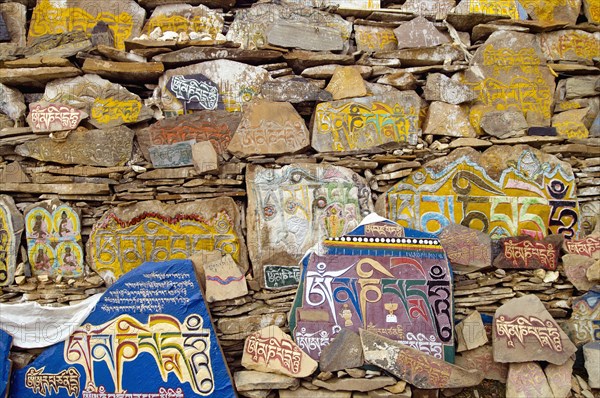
left=279, top=387, right=351, bottom=398
left=456, top=311, right=488, bottom=352
left=326, top=67, right=368, bottom=100
left=312, top=377, right=397, bottom=392
left=544, top=358, right=574, bottom=398
left=377, top=72, right=417, bottom=90
left=394, top=16, right=449, bottom=49
left=583, top=342, right=600, bottom=389
left=480, top=111, right=528, bottom=139
left=454, top=345, right=508, bottom=382
left=234, top=370, right=299, bottom=391
left=319, top=329, right=364, bottom=372
left=424, top=73, right=476, bottom=105
left=562, top=254, right=596, bottom=292
left=0, top=66, right=81, bottom=89
left=424, top=102, right=476, bottom=138
left=204, top=253, right=248, bottom=303
left=506, top=362, right=553, bottom=398
left=191, top=141, right=219, bottom=174
left=82, top=59, right=164, bottom=84
left=552, top=108, right=590, bottom=140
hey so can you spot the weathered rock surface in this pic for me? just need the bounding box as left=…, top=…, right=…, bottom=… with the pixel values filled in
left=319, top=329, right=364, bottom=372
left=424, top=73, right=476, bottom=105
left=393, top=17, right=449, bottom=49
left=506, top=362, right=554, bottom=398
left=583, top=342, right=600, bottom=389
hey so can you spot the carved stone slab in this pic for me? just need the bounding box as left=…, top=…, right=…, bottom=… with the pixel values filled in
left=159, top=59, right=270, bottom=115
left=506, top=362, right=554, bottom=398
left=361, top=329, right=484, bottom=389
left=312, top=91, right=421, bottom=152
left=354, top=25, right=397, bottom=52
left=26, top=102, right=87, bottom=133
left=136, top=111, right=241, bottom=162
left=28, top=0, right=145, bottom=50
left=142, top=4, right=223, bottom=40
left=493, top=236, right=560, bottom=271
left=0, top=3, right=26, bottom=49
left=267, top=21, right=344, bottom=52
left=242, top=325, right=318, bottom=378
left=538, top=30, right=600, bottom=63
left=227, top=100, right=310, bottom=157
left=289, top=216, right=455, bottom=362
left=246, top=163, right=373, bottom=289
left=204, top=253, right=248, bottom=303
left=563, top=236, right=600, bottom=257
left=9, top=260, right=236, bottom=398
left=88, top=199, right=247, bottom=285
left=167, top=74, right=219, bottom=112
left=519, top=0, right=582, bottom=24
left=16, top=125, right=135, bottom=167
left=401, top=0, right=455, bottom=19
left=454, top=0, right=528, bottom=19
left=24, top=199, right=84, bottom=278
left=0, top=195, right=24, bottom=287
left=285, top=0, right=380, bottom=9
left=376, top=145, right=580, bottom=239
left=493, top=294, right=577, bottom=365
left=562, top=288, right=600, bottom=347
left=439, top=223, right=491, bottom=272
left=584, top=0, right=600, bottom=23
left=454, top=345, right=508, bottom=382
left=264, top=265, right=301, bottom=290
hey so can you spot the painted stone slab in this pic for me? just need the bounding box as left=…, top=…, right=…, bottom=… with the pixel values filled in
left=25, top=200, right=84, bottom=278
left=0, top=329, right=12, bottom=398
left=148, top=140, right=194, bottom=168
left=267, top=21, right=344, bottom=52
left=465, top=31, right=556, bottom=127
left=26, top=102, right=87, bottom=133
left=538, top=30, right=600, bottom=63
left=354, top=25, right=397, bottom=52
left=493, top=294, right=577, bottom=365
left=28, top=0, right=145, bottom=51
left=159, top=60, right=270, bottom=115
left=204, top=253, right=247, bottom=303
left=16, top=125, right=134, bottom=167
left=246, top=163, right=373, bottom=289
left=438, top=223, right=491, bottom=271
left=0, top=195, right=24, bottom=287
left=493, top=236, right=560, bottom=271
left=519, top=0, right=582, bottom=24
left=136, top=111, right=241, bottom=162
left=506, top=362, right=553, bottom=398
left=454, top=345, right=508, bottom=382
left=376, top=145, right=580, bottom=239
left=227, top=100, right=310, bottom=157
left=0, top=3, right=26, bottom=49
left=454, top=0, right=528, bottom=19
left=562, top=288, right=600, bottom=346
left=142, top=4, right=223, bottom=39
left=401, top=0, right=455, bottom=19
left=361, top=330, right=484, bottom=389
left=167, top=74, right=219, bottom=112
left=88, top=199, right=247, bottom=285
left=226, top=2, right=352, bottom=51
left=563, top=236, right=600, bottom=257
left=264, top=265, right=301, bottom=290
left=9, top=259, right=235, bottom=398
left=285, top=0, right=380, bottom=9
left=584, top=0, right=600, bottom=23
left=41, top=74, right=152, bottom=129
left=242, top=325, right=318, bottom=378
left=289, top=216, right=455, bottom=362
left=312, top=92, right=421, bottom=152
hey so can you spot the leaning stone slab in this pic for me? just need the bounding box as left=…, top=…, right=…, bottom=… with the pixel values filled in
left=142, top=4, right=223, bottom=40
left=492, top=294, right=576, bottom=365
left=16, top=126, right=134, bottom=167
left=234, top=370, right=299, bottom=392
left=319, top=329, right=364, bottom=372
left=361, top=329, right=484, bottom=389
left=0, top=195, right=24, bottom=287
left=562, top=288, right=600, bottom=347
left=454, top=345, right=508, bottom=382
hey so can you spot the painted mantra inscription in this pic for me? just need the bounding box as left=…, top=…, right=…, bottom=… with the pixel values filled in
left=29, top=104, right=83, bottom=132
left=66, top=314, right=212, bottom=395
left=496, top=315, right=563, bottom=351
left=83, top=387, right=184, bottom=398
left=245, top=333, right=303, bottom=374
left=398, top=349, right=451, bottom=387
left=91, top=98, right=141, bottom=125
left=468, top=0, right=522, bottom=19
left=168, top=75, right=219, bottom=111
left=25, top=367, right=80, bottom=397
left=381, top=148, right=579, bottom=239
left=503, top=239, right=557, bottom=269
left=565, top=237, right=600, bottom=257
left=264, top=265, right=301, bottom=289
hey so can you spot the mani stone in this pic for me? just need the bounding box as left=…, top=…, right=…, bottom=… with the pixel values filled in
left=267, top=21, right=344, bottom=52
left=0, top=195, right=24, bottom=287
left=360, top=330, right=484, bottom=389
left=226, top=2, right=351, bottom=51
left=159, top=59, right=270, bottom=115
left=465, top=31, right=555, bottom=127
left=192, top=141, right=218, bottom=174
left=544, top=358, right=574, bottom=398
left=505, top=362, right=554, bottom=398
left=227, top=100, right=310, bottom=157
left=27, top=0, right=145, bottom=50
left=261, top=77, right=332, bottom=103
left=401, top=0, right=455, bottom=19
left=0, top=82, right=26, bottom=122
left=375, top=45, right=463, bottom=67
left=24, top=199, right=84, bottom=279
left=325, top=67, right=368, bottom=101
left=234, top=371, right=299, bottom=392
left=562, top=254, right=596, bottom=292
left=454, top=345, right=508, bottom=382
left=312, top=377, right=397, bottom=393
left=312, top=91, right=421, bottom=152
left=492, top=294, right=576, bottom=365
left=480, top=110, right=528, bottom=139
left=493, top=236, right=560, bottom=271
left=87, top=198, right=247, bottom=285
left=242, top=325, right=318, bottom=378
left=393, top=17, right=449, bottom=49
left=453, top=0, right=528, bottom=19
left=455, top=311, right=488, bottom=352
left=538, top=30, right=600, bottom=63
left=26, top=102, right=87, bottom=133
left=0, top=2, right=26, bottom=49
left=40, top=74, right=152, bottom=129
left=148, top=140, right=194, bottom=168
left=354, top=25, right=397, bottom=52
left=424, top=73, right=477, bottom=105
left=204, top=253, right=248, bottom=303
left=16, top=125, right=134, bottom=167
left=424, top=101, right=476, bottom=138
left=136, top=110, right=241, bottom=162
left=552, top=108, right=590, bottom=139
left=562, top=289, right=600, bottom=347
left=584, top=0, right=600, bottom=23
left=319, top=329, right=364, bottom=372
left=519, top=0, right=581, bottom=24
left=438, top=223, right=491, bottom=272
left=583, top=342, right=600, bottom=389
left=142, top=4, right=223, bottom=40
left=246, top=163, right=372, bottom=289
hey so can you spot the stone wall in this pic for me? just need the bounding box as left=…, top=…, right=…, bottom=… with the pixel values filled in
left=0, top=0, right=599, bottom=397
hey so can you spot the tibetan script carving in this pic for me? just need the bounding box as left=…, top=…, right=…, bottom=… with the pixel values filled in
left=27, top=103, right=87, bottom=133
left=25, top=367, right=80, bottom=397
left=495, top=315, right=563, bottom=351
left=168, top=74, right=219, bottom=112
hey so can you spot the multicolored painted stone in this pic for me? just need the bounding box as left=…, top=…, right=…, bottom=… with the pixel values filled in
left=289, top=215, right=455, bottom=362
left=9, top=259, right=236, bottom=398
left=562, top=288, right=600, bottom=346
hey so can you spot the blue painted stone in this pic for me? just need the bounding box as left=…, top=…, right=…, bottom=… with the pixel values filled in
left=10, top=259, right=235, bottom=398
left=0, top=329, right=12, bottom=398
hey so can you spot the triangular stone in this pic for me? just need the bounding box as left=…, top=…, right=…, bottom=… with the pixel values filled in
left=393, top=16, right=449, bottom=49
